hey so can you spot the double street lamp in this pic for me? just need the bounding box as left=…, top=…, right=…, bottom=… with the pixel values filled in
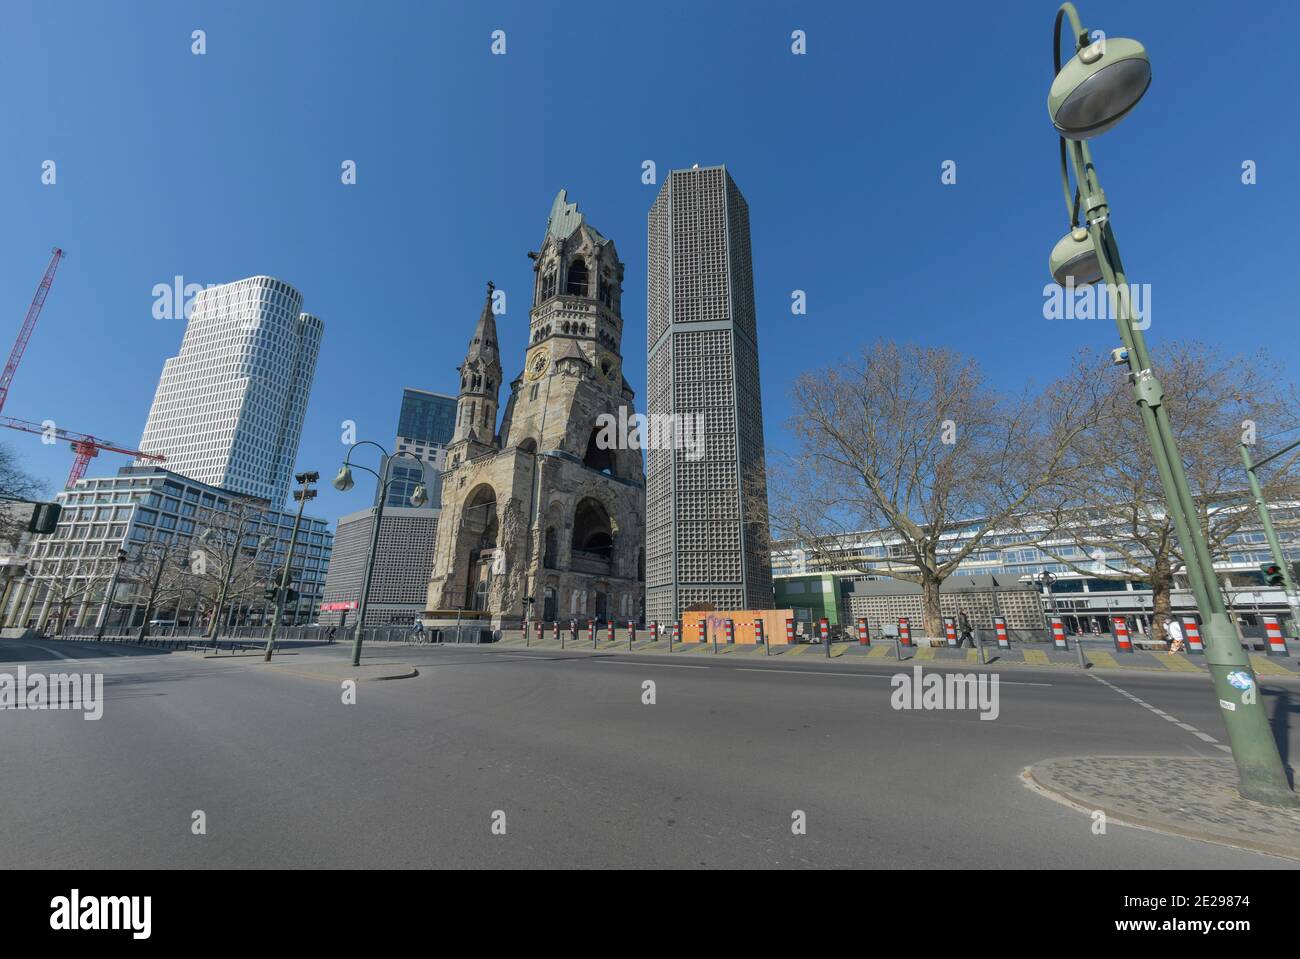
left=1045, top=3, right=1294, bottom=805
left=262, top=471, right=319, bottom=662
left=333, top=441, right=428, bottom=666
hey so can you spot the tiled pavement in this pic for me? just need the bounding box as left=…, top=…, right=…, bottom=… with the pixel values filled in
left=469, top=632, right=1300, bottom=677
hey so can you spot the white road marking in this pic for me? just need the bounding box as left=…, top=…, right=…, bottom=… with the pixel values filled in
left=1090, top=674, right=1222, bottom=748
left=591, top=660, right=709, bottom=669
left=735, top=667, right=1052, bottom=686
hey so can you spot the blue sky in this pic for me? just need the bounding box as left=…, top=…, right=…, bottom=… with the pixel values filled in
left=2, top=0, right=1296, bottom=524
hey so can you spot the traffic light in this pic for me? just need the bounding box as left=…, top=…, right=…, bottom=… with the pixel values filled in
left=265, top=587, right=279, bottom=602
left=26, top=502, right=61, bottom=535
left=1260, top=563, right=1285, bottom=587
left=282, top=588, right=298, bottom=605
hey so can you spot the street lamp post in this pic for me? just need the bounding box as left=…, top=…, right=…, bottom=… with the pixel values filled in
left=1240, top=440, right=1300, bottom=622
left=263, top=472, right=318, bottom=662
left=95, top=547, right=128, bottom=641
left=1046, top=3, right=1295, bottom=805
left=333, top=442, right=428, bottom=667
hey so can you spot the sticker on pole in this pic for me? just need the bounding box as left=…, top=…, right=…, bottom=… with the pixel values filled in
left=1219, top=700, right=1237, bottom=712
left=1226, top=671, right=1254, bottom=691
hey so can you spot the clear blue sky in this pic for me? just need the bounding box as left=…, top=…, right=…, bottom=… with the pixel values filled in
left=2, top=0, right=1296, bottom=523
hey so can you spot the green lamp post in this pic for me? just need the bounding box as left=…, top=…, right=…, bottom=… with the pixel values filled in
left=1046, top=3, right=1294, bottom=806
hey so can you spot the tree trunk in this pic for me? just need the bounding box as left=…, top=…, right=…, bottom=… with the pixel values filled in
left=1150, top=567, right=1173, bottom=646
left=921, top=573, right=943, bottom=638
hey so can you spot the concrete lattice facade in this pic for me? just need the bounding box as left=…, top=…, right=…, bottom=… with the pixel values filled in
left=137, top=276, right=323, bottom=507
left=646, top=166, right=772, bottom=623
left=425, top=190, right=646, bottom=626
left=320, top=506, right=439, bottom=626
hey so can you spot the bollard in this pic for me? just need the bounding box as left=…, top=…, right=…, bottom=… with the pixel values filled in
left=785, top=618, right=795, bottom=649
left=553, top=621, right=560, bottom=644
left=671, top=620, right=679, bottom=652
left=535, top=620, right=543, bottom=644
left=756, top=619, right=768, bottom=656
left=1264, top=616, right=1289, bottom=657
left=1111, top=616, right=1133, bottom=654
left=898, top=617, right=912, bottom=647
left=524, top=619, right=530, bottom=647
left=606, top=620, right=615, bottom=645
left=649, top=620, right=658, bottom=643
left=993, top=617, right=1010, bottom=651
left=1050, top=617, right=1068, bottom=651
left=820, top=617, right=830, bottom=658
left=1182, top=617, right=1203, bottom=655
left=628, top=620, right=635, bottom=650
left=589, top=620, right=597, bottom=648
left=856, top=618, right=870, bottom=646
left=699, top=619, right=708, bottom=647
left=725, top=619, right=734, bottom=645
left=944, top=618, right=957, bottom=648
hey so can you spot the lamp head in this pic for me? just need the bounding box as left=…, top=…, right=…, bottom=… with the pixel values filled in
left=1049, top=37, right=1150, bottom=139
left=1049, top=227, right=1103, bottom=286
left=409, top=483, right=428, bottom=508
left=332, top=465, right=355, bottom=492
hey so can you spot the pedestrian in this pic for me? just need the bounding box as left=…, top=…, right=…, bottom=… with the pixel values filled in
left=1165, top=617, right=1184, bottom=654
left=957, top=611, right=975, bottom=648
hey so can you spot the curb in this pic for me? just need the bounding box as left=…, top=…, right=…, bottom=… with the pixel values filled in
left=1023, top=758, right=1300, bottom=862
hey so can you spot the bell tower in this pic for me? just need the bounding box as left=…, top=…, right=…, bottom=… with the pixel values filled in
left=450, top=282, right=502, bottom=458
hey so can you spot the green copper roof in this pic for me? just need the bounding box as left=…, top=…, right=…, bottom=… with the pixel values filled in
left=546, top=189, right=605, bottom=244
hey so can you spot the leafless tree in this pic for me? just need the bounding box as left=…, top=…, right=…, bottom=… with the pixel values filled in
left=189, top=499, right=277, bottom=635
left=1019, top=343, right=1300, bottom=638
left=0, top=442, right=44, bottom=547
left=765, top=340, right=1102, bottom=636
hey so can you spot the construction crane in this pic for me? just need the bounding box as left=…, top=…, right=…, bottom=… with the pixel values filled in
left=1, top=247, right=166, bottom=486
left=0, top=248, right=63, bottom=415
left=0, top=416, right=165, bottom=487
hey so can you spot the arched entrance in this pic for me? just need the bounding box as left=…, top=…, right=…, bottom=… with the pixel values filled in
left=461, top=485, right=498, bottom=610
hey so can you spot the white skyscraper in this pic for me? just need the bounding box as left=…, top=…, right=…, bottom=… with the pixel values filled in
left=138, top=276, right=323, bottom=506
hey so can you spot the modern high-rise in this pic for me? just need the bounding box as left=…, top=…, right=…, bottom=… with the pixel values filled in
left=380, top=388, right=457, bottom=509
left=137, top=276, right=323, bottom=507
left=646, top=166, right=773, bottom=621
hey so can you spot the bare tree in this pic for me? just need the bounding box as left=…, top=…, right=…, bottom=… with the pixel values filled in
left=766, top=341, right=1102, bottom=636
left=189, top=499, right=276, bottom=635
left=27, top=553, right=117, bottom=634
left=1020, top=343, right=1300, bottom=638
left=0, top=442, right=44, bottom=546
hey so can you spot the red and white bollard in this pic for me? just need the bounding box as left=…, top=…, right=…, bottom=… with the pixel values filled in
left=535, top=620, right=542, bottom=642
left=755, top=619, right=766, bottom=644
left=606, top=621, right=615, bottom=643
left=785, top=618, right=795, bottom=644
left=1050, top=617, right=1069, bottom=651
left=1111, top=616, right=1133, bottom=654
left=588, top=620, right=596, bottom=644
left=671, top=621, right=681, bottom=643
left=552, top=621, right=560, bottom=642
left=944, top=618, right=958, bottom=647
left=1264, top=615, right=1289, bottom=657
left=818, top=618, right=829, bottom=641
left=698, top=619, right=707, bottom=644
left=627, top=620, right=636, bottom=646
left=899, top=617, right=912, bottom=646
left=994, top=616, right=1011, bottom=650
left=721, top=619, right=731, bottom=644
left=1182, top=617, right=1203, bottom=655
left=856, top=618, right=870, bottom=646
left=649, top=620, right=658, bottom=642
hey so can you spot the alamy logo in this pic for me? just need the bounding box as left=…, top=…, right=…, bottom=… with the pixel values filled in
left=50, top=890, right=151, bottom=939
left=152, top=276, right=216, bottom=320
left=0, top=667, right=103, bottom=720
left=890, top=666, right=999, bottom=721
left=594, top=407, right=704, bottom=461
left=1043, top=277, right=1152, bottom=330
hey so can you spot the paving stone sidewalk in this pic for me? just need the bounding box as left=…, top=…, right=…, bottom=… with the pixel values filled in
left=1028, top=756, right=1300, bottom=860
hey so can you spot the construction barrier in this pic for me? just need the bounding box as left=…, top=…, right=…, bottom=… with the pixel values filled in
left=944, top=618, right=957, bottom=647
left=856, top=618, right=870, bottom=646
left=1051, top=618, right=1068, bottom=651
left=994, top=617, right=1011, bottom=650
left=1182, top=617, right=1203, bottom=655
left=1264, top=616, right=1289, bottom=657
left=1112, top=616, right=1133, bottom=654
left=899, top=617, right=912, bottom=646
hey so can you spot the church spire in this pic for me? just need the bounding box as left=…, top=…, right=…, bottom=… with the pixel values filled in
left=452, top=282, right=503, bottom=447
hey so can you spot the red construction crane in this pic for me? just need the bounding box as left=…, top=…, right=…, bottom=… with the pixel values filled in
left=0, top=247, right=63, bottom=415
left=1, top=248, right=167, bottom=486
left=0, top=416, right=165, bottom=488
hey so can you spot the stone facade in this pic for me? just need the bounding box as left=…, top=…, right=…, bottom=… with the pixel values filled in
left=425, top=191, right=646, bottom=627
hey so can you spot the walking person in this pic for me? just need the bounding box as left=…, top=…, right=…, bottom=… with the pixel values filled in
left=1164, top=616, right=1184, bottom=654
left=956, top=610, right=976, bottom=648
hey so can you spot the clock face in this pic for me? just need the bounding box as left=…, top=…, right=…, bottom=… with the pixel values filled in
left=526, top=349, right=549, bottom=381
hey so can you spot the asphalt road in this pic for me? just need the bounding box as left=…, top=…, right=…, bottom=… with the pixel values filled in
left=1, top=636, right=1296, bottom=868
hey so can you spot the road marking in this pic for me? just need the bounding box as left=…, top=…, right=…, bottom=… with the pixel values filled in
left=591, top=660, right=709, bottom=669
left=1154, top=653, right=1200, bottom=673
left=1089, top=673, right=1222, bottom=749
left=21, top=642, right=77, bottom=661
left=867, top=644, right=892, bottom=659
left=1086, top=650, right=1120, bottom=670
left=733, top=667, right=1052, bottom=686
